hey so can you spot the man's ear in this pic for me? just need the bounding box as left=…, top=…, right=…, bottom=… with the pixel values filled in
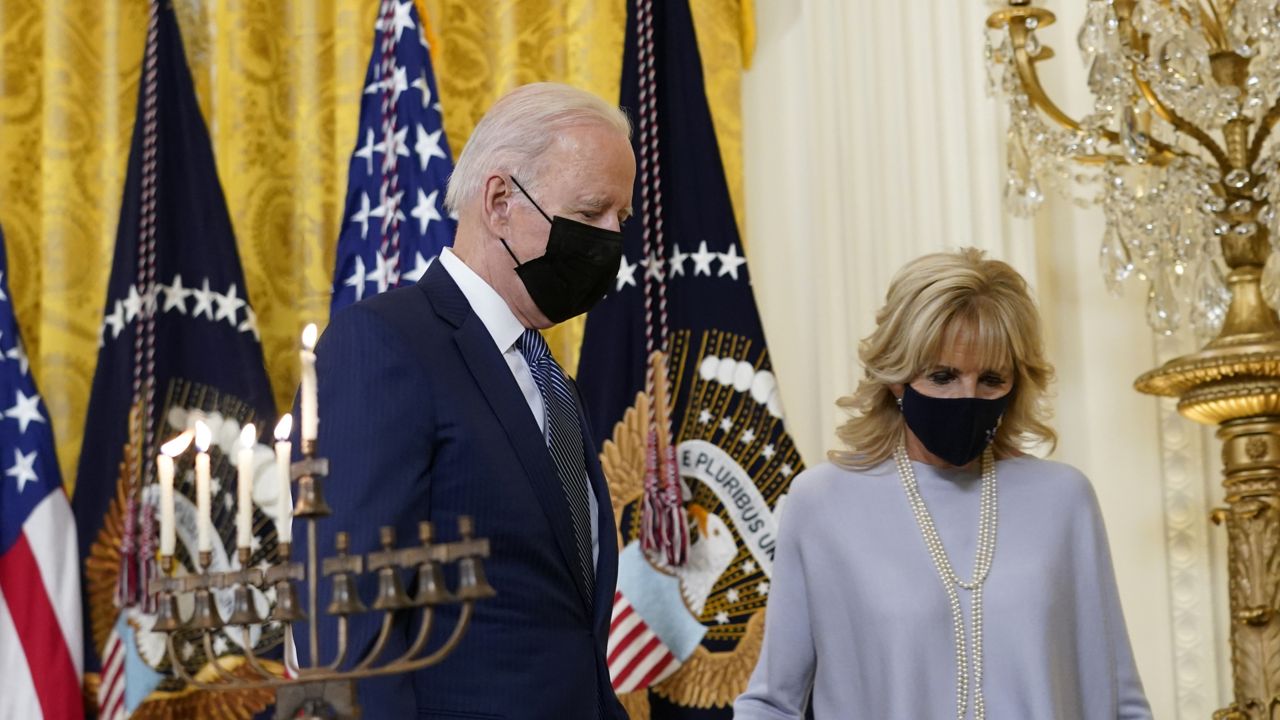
left=481, top=174, right=512, bottom=235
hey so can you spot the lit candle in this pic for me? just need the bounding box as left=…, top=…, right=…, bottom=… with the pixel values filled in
left=274, top=414, right=294, bottom=544
left=194, top=420, right=213, bottom=555
left=157, top=430, right=194, bottom=558
left=237, top=423, right=256, bottom=550
left=300, top=323, right=318, bottom=444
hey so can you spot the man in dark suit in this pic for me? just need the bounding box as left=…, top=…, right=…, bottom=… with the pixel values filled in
left=298, top=82, right=634, bottom=718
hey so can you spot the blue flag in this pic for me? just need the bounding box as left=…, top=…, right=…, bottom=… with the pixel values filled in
left=577, top=1, right=805, bottom=716
left=71, top=5, right=280, bottom=717
left=0, top=225, right=85, bottom=720
left=330, top=0, right=456, bottom=314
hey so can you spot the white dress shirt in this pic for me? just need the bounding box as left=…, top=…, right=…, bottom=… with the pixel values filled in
left=437, top=248, right=599, bottom=572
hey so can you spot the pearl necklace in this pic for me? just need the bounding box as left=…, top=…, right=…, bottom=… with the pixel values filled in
left=893, top=443, right=998, bottom=720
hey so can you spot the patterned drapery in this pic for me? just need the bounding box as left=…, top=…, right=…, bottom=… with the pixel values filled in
left=0, top=0, right=752, bottom=495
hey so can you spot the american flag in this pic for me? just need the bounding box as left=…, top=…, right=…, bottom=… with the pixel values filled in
left=330, top=0, right=457, bottom=314
left=0, top=224, right=85, bottom=719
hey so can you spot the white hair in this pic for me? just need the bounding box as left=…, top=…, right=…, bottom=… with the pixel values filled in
left=444, top=82, right=632, bottom=214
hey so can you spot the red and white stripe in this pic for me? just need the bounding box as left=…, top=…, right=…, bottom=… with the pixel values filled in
left=97, top=629, right=127, bottom=720
left=606, top=591, right=679, bottom=694
left=0, top=490, right=85, bottom=719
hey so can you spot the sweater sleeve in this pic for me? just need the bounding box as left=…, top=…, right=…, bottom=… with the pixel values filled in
left=733, top=487, right=817, bottom=719
left=1080, top=480, right=1152, bottom=720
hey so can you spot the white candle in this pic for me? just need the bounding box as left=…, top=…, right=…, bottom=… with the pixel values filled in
left=157, top=430, right=194, bottom=557
left=274, top=414, right=294, bottom=544
left=237, top=424, right=256, bottom=550
left=194, top=420, right=213, bottom=554
left=157, top=454, right=174, bottom=556
left=300, top=323, right=319, bottom=443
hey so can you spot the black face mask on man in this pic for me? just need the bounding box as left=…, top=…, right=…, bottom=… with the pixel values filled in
left=899, top=383, right=1013, bottom=467
left=498, top=176, right=623, bottom=324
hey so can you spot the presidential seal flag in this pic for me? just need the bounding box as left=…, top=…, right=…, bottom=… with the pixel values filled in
left=71, top=4, right=282, bottom=717
left=330, top=0, right=457, bottom=315
left=576, top=0, right=804, bottom=717
left=0, top=225, right=84, bottom=719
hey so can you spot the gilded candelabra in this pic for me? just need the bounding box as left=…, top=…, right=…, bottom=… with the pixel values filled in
left=150, top=438, right=496, bottom=720
left=987, top=0, right=1280, bottom=716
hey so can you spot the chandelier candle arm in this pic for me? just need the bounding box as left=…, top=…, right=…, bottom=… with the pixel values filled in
left=1247, top=97, right=1280, bottom=163
left=988, top=8, right=1084, bottom=134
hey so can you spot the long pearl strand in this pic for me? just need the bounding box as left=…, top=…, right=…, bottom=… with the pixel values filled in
left=894, top=443, right=998, bottom=720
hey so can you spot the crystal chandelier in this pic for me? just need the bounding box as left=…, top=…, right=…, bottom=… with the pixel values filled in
left=987, top=3, right=1280, bottom=718
left=985, top=0, right=1280, bottom=340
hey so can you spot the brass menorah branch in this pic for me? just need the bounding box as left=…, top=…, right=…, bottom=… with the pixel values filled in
left=150, top=439, right=496, bottom=719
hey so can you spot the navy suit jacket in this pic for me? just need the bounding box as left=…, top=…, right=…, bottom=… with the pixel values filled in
left=293, top=261, right=626, bottom=719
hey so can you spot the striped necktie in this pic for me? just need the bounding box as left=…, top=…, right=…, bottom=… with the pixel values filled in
left=517, top=329, right=595, bottom=602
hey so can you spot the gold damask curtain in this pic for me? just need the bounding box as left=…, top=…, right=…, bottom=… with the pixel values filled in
left=0, top=0, right=752, bottom=496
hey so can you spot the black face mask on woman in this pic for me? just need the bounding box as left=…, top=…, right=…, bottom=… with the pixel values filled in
left=900, top=383, right=1013, bottom=467
left=498, top=176, right=623, bottom=324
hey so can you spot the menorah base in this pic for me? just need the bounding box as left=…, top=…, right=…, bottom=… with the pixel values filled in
left=275, top=679, right=360, bottom=720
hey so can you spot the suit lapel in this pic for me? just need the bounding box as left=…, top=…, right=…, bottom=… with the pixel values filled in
left=421, top=263, right=595, bottom=613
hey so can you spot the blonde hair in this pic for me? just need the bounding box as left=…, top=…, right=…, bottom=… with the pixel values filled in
left=444, top=82, right=632, bottom=214
left=830, top=248, right=1056, bottom=469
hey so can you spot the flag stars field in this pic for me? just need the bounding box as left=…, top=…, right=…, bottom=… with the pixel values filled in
left=6, top=340, right=27, bottom=375
left=5, top=448, right=38, bottom=492
left=100, top=278, right=262, bottom=342
left=5, top=389, right=45, bottom=434
left=612, top=240, right=747, bottom=290
left=689, top=240, right=716, bottom=276
left=716, top=244, right=747, bottom=280
left=329, top=0, right=456, bottom=314
left=616, top=256, right=638, bottom=291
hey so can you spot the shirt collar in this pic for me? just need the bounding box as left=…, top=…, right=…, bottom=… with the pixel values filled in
left=438, top=247, right=526, bottom=354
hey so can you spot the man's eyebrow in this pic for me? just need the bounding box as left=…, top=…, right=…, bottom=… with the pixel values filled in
left=575, top=195, right=610, bottom=210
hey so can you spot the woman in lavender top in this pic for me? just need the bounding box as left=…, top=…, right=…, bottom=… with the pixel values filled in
left=734, top=249, right=1151, bottom=719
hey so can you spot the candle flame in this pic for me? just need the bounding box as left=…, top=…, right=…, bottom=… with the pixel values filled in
left=194, top=420, right=212, bottom=452
left=240, top=423, right=256, bottom=448
left=161, top=429, right=194, bottom=457
left=302, top=323, right=318, bottom=350
left=274, top=413, right=293, bottom=441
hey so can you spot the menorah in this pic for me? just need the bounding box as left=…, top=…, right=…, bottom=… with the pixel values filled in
left=150, top=435, right=496, bottom=720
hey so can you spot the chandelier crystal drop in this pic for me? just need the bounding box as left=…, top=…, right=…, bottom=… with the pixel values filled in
left=986, top=0, right=1280, bottom=340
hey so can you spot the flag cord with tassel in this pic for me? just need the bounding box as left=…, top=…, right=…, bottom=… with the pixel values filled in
left=375, top=0, right=403, bottom=288
left=636, top=0, right=688, bottom=568
left=119, top=0, right=162, bottom=613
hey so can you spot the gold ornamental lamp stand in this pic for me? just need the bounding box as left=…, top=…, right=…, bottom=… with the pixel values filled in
left=987, top=0, right=1280, bottom=716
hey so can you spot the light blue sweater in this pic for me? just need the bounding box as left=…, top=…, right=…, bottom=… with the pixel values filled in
left=734, top=456, right=1152, bottom=719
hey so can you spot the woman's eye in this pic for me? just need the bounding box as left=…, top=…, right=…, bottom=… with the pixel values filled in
left=928, top=372, right=953, bottom=384
left=981, top=374, right=1006, bottom=386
